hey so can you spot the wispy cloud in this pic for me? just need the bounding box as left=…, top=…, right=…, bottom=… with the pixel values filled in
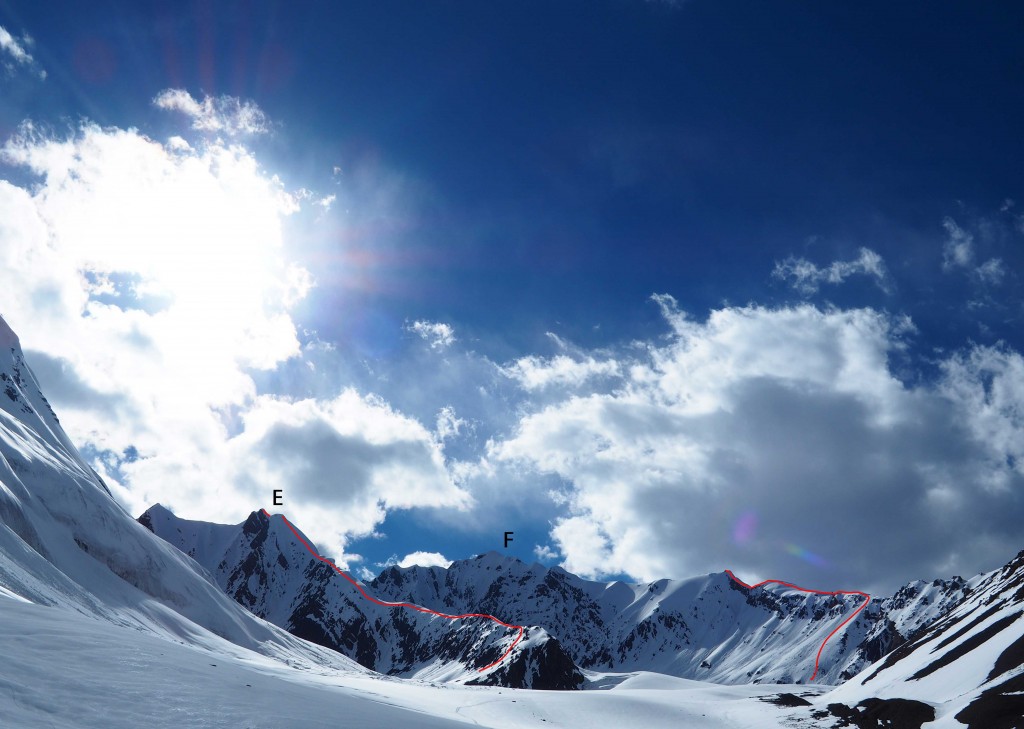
left=435, top=405, right=466, bottom=442
left=153, top=89, right=270, bottom=136
left=0, top=25, right=45, bottom=79
left=773, top=247, right=890, bottom=295
left=976, top=257, right=1005, bottom=286
left=942, top=216, right=1005, bottom=286
left=408, top=320, right=455, bottom=350
left=504, top=353, right=619, bottom=390
left=942, top=217, right=975, bottom=271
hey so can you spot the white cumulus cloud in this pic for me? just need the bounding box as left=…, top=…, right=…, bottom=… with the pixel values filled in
left=396, top=551, right=452, bottom=569
left=489, top=298, right=1024, bottom=594
left=225, top=391, right=470, bottom=558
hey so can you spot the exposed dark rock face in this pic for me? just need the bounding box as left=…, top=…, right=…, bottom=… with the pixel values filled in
left=954, top=671, right=1024, bottom=729
left=762, top=693, right=812, bottom=707
left=468, top=632, right=584, bottom=690
left=826, top=699, right=935, bottom=729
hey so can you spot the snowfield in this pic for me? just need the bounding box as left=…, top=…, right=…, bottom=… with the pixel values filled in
left=0, top=595, right=830, bottom=729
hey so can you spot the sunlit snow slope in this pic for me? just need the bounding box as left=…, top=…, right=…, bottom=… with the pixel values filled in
left=0, top=314, right=361, bottom=675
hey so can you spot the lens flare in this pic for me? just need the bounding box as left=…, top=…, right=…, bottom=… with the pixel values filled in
left=784, top=543, right=829, bottom=568
left=732, top=510, right=758, bottom=545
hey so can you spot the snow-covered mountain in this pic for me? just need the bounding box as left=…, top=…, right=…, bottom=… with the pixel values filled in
left=140, top=502, right=981, bottom=690
left=825, top=547, right=1024, bottom=727
left=0, top=314, right=364, bottom=678
left=138, top=504, right=583, bottom=689
left=371, top=557, right=977, bottom=686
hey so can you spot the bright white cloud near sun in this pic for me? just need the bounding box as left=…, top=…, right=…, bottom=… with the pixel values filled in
left=0, top=94, right=467, bottom=560
left=154, top=89, right=270, bottom=137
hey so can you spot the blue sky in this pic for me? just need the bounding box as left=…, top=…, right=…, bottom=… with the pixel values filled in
left=1, top=1, right=1023, bottom=594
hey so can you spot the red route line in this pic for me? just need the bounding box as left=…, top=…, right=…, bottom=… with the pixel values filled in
left=724, top=569, right=871, bottom=682
left=262, top=509, right=524, bottom=672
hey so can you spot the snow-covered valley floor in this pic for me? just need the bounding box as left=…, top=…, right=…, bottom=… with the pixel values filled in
left=0, top=596, right=833, bottom=729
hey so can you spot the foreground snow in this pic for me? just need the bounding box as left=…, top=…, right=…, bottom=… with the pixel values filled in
left=0, top=595, right=830, bottom=729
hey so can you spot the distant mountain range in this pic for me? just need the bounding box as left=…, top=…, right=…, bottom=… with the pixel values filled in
left=138, top=504, right=582, bottom=689
left=140, top=502, right=1001, bottom=699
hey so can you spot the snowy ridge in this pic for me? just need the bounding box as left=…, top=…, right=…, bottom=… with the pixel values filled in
left=143, top=497, right=983, bottom=689
left=139, top=505, right=584, bottom=689
left=372, top=556, right=880, bottom=684
left=371, top=555, right=971, bottom=686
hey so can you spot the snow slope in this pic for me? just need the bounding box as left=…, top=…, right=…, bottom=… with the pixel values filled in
left=0, top=593, right=828, bottom=729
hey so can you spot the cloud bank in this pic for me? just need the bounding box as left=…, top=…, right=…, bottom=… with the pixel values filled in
left=489, top=297, right=1024, bottom=593
left=4, top=92, right=1024, bottom=595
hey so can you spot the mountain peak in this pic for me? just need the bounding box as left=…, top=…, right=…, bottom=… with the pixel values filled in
left=0, top=313, right=20, bottom=350
left=141, top=503, right=174, bottom=518
left=462, top=550, right=531, bottom=571
left=137, top=503, right=174, bottom=532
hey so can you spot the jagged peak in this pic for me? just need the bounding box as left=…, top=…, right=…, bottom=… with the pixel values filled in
left=242, top=509, right=270, bottom=535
